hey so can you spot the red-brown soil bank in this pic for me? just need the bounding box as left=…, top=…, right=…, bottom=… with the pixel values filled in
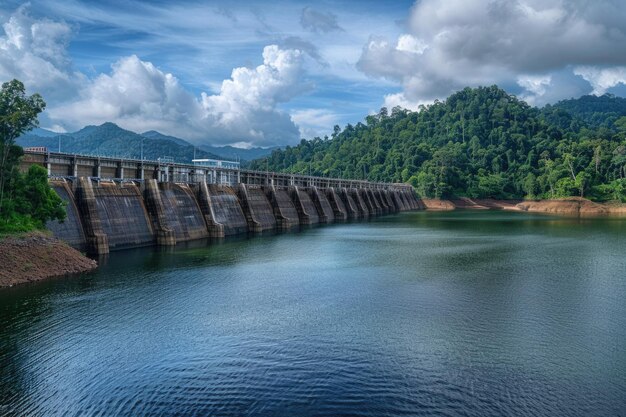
left=422, top=197, right=626, bottom=216
left=0, top=232, right=97, bottom=288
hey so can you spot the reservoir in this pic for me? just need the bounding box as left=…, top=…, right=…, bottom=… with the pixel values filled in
left=1, top=211, right=625, bottom=416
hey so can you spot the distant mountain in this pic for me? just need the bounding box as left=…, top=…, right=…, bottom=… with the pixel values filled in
left=17, top=123, right=280, bottom=164
left=30, top=128, right=59, bottom=137
left=17, top=122, right=222, bottom=163
left=141, top=130, right=279, bottom=161
left=200, top=144, right=280, bottom=162
left=141, top=130, right=191, bottom=147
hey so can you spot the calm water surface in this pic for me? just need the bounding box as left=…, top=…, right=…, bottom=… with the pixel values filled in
left=1, top=211, right=625, bottom=416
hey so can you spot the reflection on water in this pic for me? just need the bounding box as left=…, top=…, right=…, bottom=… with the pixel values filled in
left=1, top=211, right=625, bottom=416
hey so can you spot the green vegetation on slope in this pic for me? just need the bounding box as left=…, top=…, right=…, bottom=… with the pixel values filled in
left=18, top=125, right=279, bottom=164
left=18, top=122, right=222, bottom=163
left=251, top=86, right=626, bottom=202
left=1, top=80, right=65, bottom=233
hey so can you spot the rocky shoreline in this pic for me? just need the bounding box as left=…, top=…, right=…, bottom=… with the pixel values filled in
left=422, top=197, right=626, bottom=216
left=0, top=232, right=97, bottom=288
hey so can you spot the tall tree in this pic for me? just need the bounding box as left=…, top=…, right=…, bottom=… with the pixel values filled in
left=0, top=79, right=46, bottom=212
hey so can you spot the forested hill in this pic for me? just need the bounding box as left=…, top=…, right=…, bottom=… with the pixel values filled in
left=250, top=86, right=626, bottom=201
left=544, top=94, right=626, bottom=130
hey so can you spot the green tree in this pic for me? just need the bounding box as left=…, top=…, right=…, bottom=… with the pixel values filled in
left=13, top=165, right=66, bottom=228
left=523, top=173, right=537, bottom=199
left=0, top=79, right=46, bottom=212
left=250, top=85, right=626, bottom=202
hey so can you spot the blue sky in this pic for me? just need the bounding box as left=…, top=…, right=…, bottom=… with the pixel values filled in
left=2, top=0, right=626, bottom=147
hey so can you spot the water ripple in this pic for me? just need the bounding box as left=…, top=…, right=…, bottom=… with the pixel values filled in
left=1, top=211, right=626, bottom=416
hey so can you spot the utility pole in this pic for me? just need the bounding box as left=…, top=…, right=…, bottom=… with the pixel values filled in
left=58, top=136, right=61, bottom=153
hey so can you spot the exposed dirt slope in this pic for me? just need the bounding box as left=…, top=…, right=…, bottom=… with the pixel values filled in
left=0, top=232, right=97, bottom=288
left=422, top=197, right=626, bottom=216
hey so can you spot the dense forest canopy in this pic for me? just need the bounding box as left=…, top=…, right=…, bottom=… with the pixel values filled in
left=250, top=86, right=626, bottom=201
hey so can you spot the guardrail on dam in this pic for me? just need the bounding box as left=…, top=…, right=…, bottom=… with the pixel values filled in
left=21, top=150, right=423, bottom=255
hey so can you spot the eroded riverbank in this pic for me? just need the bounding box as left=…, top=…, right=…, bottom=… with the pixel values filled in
left=422, top=197, right=626, bottom=216
left=0, top=232, right=97, bottom=288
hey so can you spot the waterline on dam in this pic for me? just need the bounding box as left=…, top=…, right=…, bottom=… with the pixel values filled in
left=1, top=211, right=625, bottom=416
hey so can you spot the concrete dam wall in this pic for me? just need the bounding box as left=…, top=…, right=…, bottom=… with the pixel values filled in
left=340, top=188, right=360, bottom=219
left=291, top=186, right=320, bottom=225
left=93, top=181, right=154, bottom=250
left=201, top=184, right=248, bottom=236
left=326, top=188, right=348, bottom=221
left=158, top=183, right=208, bottom=242
left=47, top=181, right=87, bottom=251
left=266, top=186, right=300, bottom=230
left=47, top=178, right=423, bottom=255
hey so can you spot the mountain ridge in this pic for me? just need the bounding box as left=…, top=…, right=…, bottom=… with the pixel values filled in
left=18, top=123, right=278, bottom=163
left=18, top=123, right=222, bottom=162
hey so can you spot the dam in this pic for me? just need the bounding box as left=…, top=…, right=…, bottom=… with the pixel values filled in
left=21, top=150, right=422, bottom=255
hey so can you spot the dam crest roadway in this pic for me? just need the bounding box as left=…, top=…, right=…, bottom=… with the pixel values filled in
left=21, top=150, right=423, bottom=255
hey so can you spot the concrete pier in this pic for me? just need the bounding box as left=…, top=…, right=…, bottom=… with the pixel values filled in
left=340, top=188, right=360, bottom=219
left=326, top=187, right=348, bottom=221
left=197, top=181, right=226, bottom=238
left=351, top=189, right=370, bottom=218
left=374, top=190, right=389, bottom=214
left=206, top=184, right=248, bottom=235
left=238, top=184, right=276, bottom=232
left=290, top=186, right=320, bottom=225
left=144, top=179, right=176, bottom=246
left=265, top=185, right=299, bottom=230
left=391, top=191, right=406, bottom=211
left=360, top=189, right=377, bottom=217
left=309, top=187, right=334, bottom=224
left=76, top=177, right=109, bottom=255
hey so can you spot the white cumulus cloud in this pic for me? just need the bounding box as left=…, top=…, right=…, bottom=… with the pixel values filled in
left=382, top=92, right=432, bottom=112
left=200, top=45, right=309, bottom=146
left=1, top=6, right=312, bottom=147
left=49, top=46, right=308, bottom=147
left=0, top=4, right=83, bottom=101
left=573, top=66, right=626, bottom=95
left=290, top=108, right=340, bottom=139
left=48, top=55, right=204, bottom=137
left=517, top=74, right=552, bottom=105
left=395, top=34, right=427, bottom=55
left=358, top=0, right=626, bottom=107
